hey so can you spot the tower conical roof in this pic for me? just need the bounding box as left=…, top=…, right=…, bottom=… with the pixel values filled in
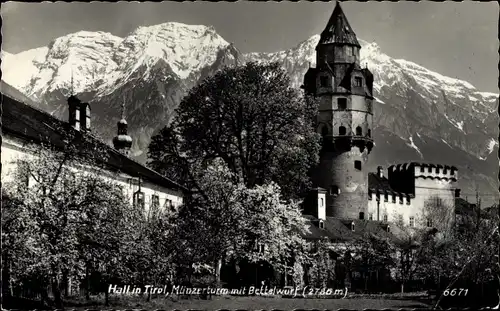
left=318, top=2, right=360, bottom=47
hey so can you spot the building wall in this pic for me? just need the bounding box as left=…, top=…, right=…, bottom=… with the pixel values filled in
left=367, top=177, right=456, bottom=229
left=1, top=136, right=183, bottom=215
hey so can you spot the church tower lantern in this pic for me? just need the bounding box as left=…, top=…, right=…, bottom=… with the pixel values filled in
left=113, top=101, right=133, bottom=156
left=303, top=2, right=375, bottom=219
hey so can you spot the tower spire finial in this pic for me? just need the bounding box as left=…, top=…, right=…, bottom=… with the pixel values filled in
left=121, top=99, right=126, bottom=120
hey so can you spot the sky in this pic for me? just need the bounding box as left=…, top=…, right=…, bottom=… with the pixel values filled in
left=1, top=1, right=498, bottom=93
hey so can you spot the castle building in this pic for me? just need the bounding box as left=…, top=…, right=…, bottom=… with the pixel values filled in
left=2, top=94, right=186, bottom=215
left=302, top=2, right=459, bottom=231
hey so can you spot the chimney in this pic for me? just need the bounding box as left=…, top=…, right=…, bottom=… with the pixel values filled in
left=377, top=166, right=384, bottom=178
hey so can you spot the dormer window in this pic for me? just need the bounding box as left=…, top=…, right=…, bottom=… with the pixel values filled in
left=320, top=197, right=324, bottom=207
left=351, top=222, right=355, bottom=231
left=319, top=220, right=325, bottom=229
left=354, top=77, right=363, bottom=87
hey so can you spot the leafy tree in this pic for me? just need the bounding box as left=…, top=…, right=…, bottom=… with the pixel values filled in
left=2, top=130, right=132, bottom=308
left=168, top=158, right=308, bottom=286
left=148, top=61, right=320, bottom=202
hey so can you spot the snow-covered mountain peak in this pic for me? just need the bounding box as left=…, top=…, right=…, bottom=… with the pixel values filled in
left=111, top=22, right=230, bottom=81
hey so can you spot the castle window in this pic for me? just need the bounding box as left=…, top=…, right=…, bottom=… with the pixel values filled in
left=359, top=212, right=365, bottom=220
left=354, top=77, right=363, bottom=87
left=320, top=76, right=329, bottom=87
left=330, top=185, right=339, bottom=196
left=339, top=126, right=346, bottom=135
left=409, top=216, right=415, bottom=227
left=427, top=218, right=433, bottom=227
left=354, top=160, right=362, bottom=170
left=383, top=214, right=388, bottom=222
left=355, top=126, right=362, bottom=136
left=369, top=213, right=373, bottom=221
left=134, top=191, right=145, bottom=209
left=367, top=129, right=371, bottom=138
left=338, top=98, right=347, bottom=110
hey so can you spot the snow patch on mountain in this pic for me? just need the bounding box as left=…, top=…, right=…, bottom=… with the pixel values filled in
left=407, top=136, right=423, bottom=158
left=444, top=113, right=465, bottom=133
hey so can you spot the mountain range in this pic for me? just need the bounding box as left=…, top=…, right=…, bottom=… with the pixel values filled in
left=1, top=22, right=498, bottom=205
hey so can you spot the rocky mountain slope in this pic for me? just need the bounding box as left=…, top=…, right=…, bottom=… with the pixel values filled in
left=1, top=22, right=498, bottom=204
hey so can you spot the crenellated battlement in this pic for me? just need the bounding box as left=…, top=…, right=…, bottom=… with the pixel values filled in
left=368, top=187, right=414, bottom=205
left=388, top=162, right=458, bottom=183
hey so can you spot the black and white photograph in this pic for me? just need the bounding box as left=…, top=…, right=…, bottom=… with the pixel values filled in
left=1, top=1, right=499, bottom=310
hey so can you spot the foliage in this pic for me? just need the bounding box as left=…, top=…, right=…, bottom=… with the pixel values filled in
left=148, top=61, right=320, bottom=202
left=167, top=158, right=308, bottom=283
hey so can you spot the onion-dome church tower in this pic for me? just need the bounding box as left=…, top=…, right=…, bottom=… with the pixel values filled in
left=303, top=2, right=375, bottom=219
left=113, top=101, right=133, bottom=156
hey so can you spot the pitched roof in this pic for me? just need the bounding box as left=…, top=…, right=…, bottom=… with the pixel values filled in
left=318, top=2, right=361, bottom=47
left=1, top=94, right=188, bottom=193
left=368, top=172, right=397, bottom=193
left=301, top=216, right=407, bottom=246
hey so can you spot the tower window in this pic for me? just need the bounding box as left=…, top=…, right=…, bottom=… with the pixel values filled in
left=383, top=214, right=388, bottom=222
left=354, top=77, right=363, bottom=87
left=330, top=185, right=339, bottom=196
left=359, top=212, right=365, bottom=220
left=367, top=129, right=371, bottom=138
left=409, top=216, right=415, bottom=227
left=320, top=76, right=329, bottom=87
left=320, top=197, right=324, bottom=207
left=354, top=160, right=362, bottom=170
left=339, top=126, right=346, bottom=135
left=338, top=98, right=347, bottom=110
left=355, top=126, right=362, bottom=136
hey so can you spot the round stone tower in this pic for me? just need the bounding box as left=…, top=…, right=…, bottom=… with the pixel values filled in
left=302, top=2, right=374, bottom=219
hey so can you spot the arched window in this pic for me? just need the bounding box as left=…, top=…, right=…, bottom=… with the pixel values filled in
left=339, top=126, right=346, bottom=136
left=356, top=126, right=362, bottom=136
left=319, top=220, right=325, bottom=229
left=351, top=222, right=355, bottom=231
left=367, top=129, right=371, bottom=138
